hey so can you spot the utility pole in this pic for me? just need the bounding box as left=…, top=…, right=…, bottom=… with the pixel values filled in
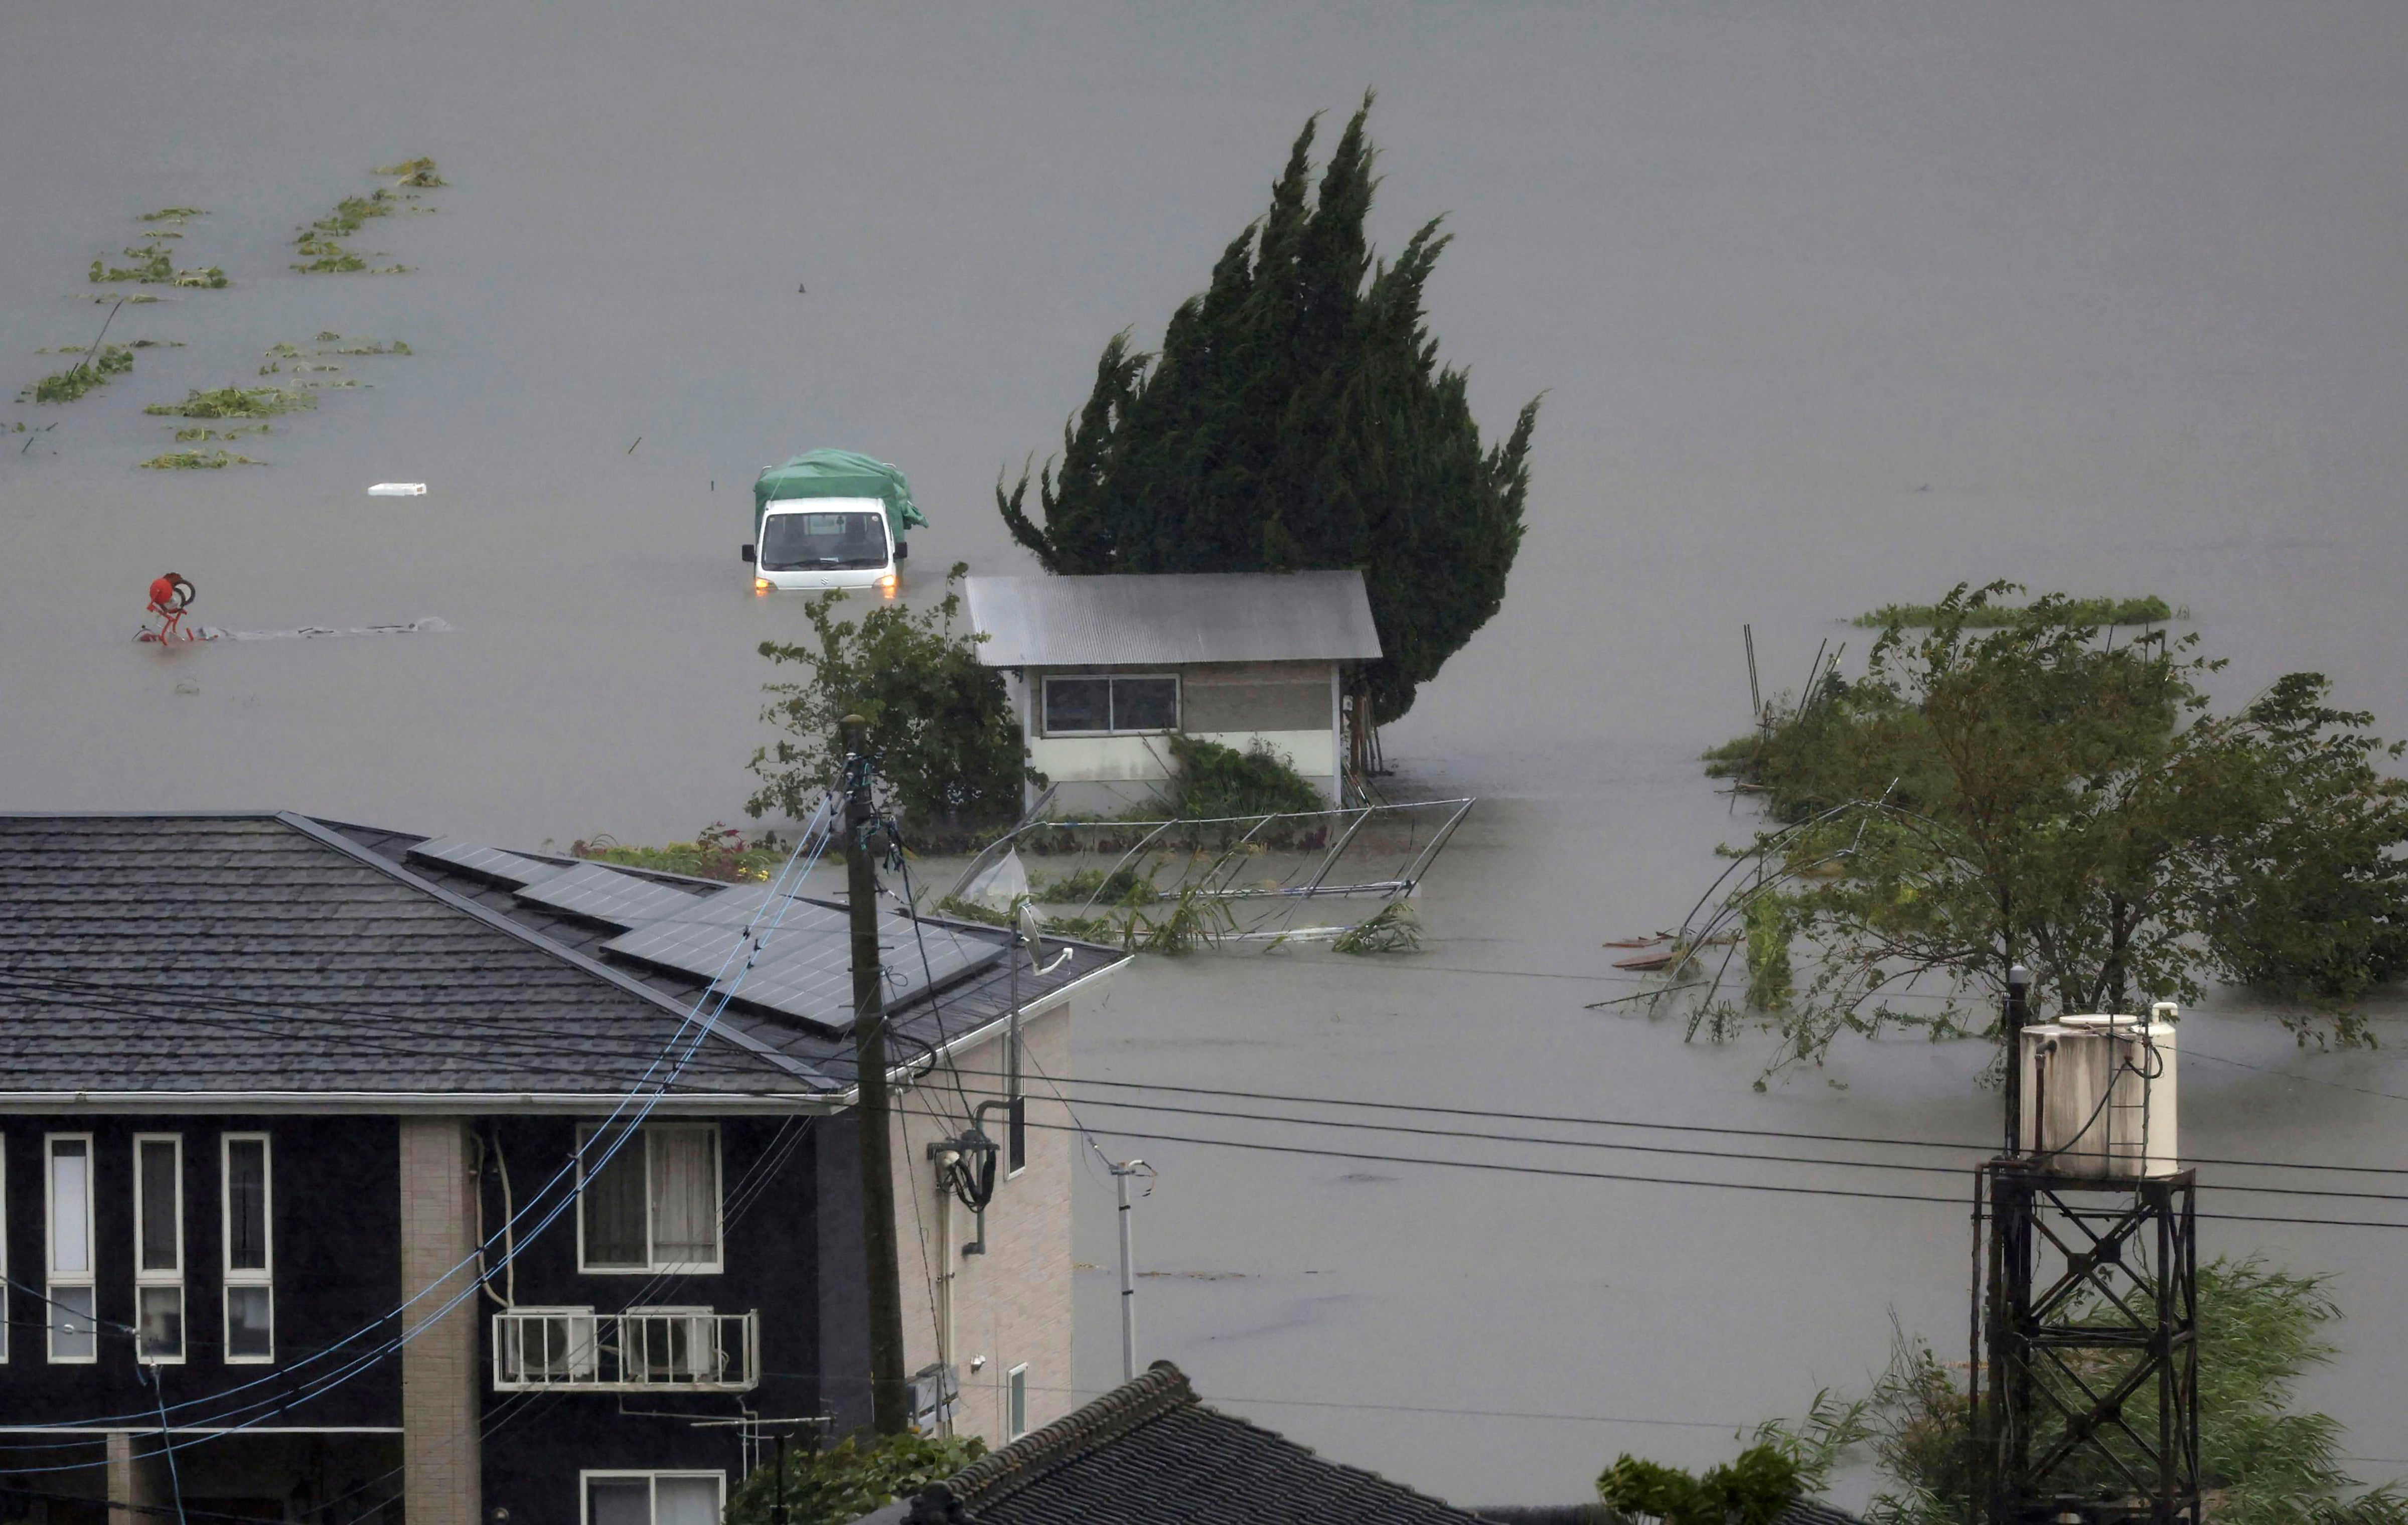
left=1110, top=1158, right=1150, bottom=1382
left=845, top=716, right=910, bottom=1436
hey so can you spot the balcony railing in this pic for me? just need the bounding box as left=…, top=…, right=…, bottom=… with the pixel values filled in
left=491, top=1308, right=759, bottom=1393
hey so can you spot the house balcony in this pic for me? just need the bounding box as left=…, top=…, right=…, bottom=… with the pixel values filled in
left=491, top=1307, right=760, bottom=1393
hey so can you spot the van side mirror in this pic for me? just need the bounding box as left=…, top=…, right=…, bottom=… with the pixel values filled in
left=740, top=544, right=756, bottom=564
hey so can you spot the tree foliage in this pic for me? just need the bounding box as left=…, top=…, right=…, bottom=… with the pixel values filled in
left=723, top=1431, right=986, bottom=1525
left=1765, top=1260, right=2408, bottom=1525
left=1682, top=583, right=2408, bottom=1076
left=745, top=566, right=1034, bottom=830
left=995, top=94, right=1540, bottom=725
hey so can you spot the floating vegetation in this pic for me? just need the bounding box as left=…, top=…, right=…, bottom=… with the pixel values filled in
left=89, top=245, right=226, bottom=287
left=91, top=247, right=171, bottom=283
left=139, top=208, right=204, bottom=223
left=329, top=338, right=408, bottom=355
left=1331, top=901, right=1423, bottom=955
left=24, top=346, right=134, bottom=404
left=127, top=339, right=181, bottom=349
left=138, top=230, right=183, bottom=241
left=374, top=157, right=446, bottom=187
left=172, top=425, right=270, bottom=441
left=97, top=294, right=161, bottom=304
left=140, top=449, right=259, bottom=470
left=143, top=385, right=316, bottom=419
left=1853, top=595, right=2178, bottom=629
left=293, top=160, right=441, bottom=273
left=264, top=342, right=305, bottom=358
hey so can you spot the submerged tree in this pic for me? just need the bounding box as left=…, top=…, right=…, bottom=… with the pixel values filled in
left=1666, top=583, right=2408, bottom=1077
left=744, top=565, right=1034, bottom=831
left=1761, top=1260, right=2408, bottom=1525
left=996, top=93, right=1540, bottom=725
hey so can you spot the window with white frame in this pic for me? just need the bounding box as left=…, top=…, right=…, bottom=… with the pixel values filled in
left=222, top=1134, right=273, bottom=1362
left=1008, top=1362, right=1029, bottom=1439
left=577, top=1124, right=721, bottom=1275
left=1040, top=674, right=1178, bottom=736
left=46, top=1134, right=96, bottom=1362
left=581, top=1471, right=723, bottom=1525
left=134, top=1134, right=185, bottom=1363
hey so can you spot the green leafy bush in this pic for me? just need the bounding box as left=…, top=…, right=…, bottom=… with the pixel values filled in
left=1597, top=1445, right=1802, bottom=1525
left=746, top=565, right=1037, bottom=832
left=1165, top=733, right=1322, bottom=819
left=723, top=1432, right=986, bottom=1525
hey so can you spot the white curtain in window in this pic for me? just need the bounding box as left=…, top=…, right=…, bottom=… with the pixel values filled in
left=50, top=1146, right=90, bottom=1275
left=648, top=1129, right=718, bottom=1266
left=653, top=1477, right=720, bottom=1525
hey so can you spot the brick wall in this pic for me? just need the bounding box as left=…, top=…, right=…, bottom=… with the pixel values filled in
left=398, top=1116, right=481, bottom=1525
left=888, top=984, right=1082, bottom=1448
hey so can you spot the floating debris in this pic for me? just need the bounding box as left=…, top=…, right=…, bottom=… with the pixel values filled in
left=24, top=346, right=133, bottom=404
left=140, top=449, right=260, bottom=470
left=143, top=385, right=316, bottom=419
left=139, top=208, right=204, bottom=223
left=368, top=483, right=427, bottom=496
left=172, top=425, right=270, bottom=442
left=293, top=161, right=440, bottom=273
left=373, top=157, right=446, bottom=187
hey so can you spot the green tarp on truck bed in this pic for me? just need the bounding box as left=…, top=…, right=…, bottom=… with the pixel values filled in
left=753, top=449, right=929, bottom=549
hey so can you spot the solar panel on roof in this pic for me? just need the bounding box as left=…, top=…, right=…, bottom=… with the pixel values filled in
left=513, top=862, right=710, bottom=928
left=598, top=903, right=1008, bottom=1034
left=405, top=838, right=570, bottom=888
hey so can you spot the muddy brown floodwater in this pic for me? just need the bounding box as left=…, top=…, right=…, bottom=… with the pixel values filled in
left=6, top=1, right=2407, bottom=1506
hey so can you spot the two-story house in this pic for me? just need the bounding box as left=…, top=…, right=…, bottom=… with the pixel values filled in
left=0, top=813, right=1124, bottom=1525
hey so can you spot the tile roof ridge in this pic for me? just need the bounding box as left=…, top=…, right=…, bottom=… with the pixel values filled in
left=274, top=812, right=832, bottom=1091
left=944, top=1359, right=1196, bottom=1507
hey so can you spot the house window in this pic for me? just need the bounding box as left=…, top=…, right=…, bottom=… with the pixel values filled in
left=581, top=1472, right=723, bottom=1525
left=1007, top=1363, right=1029, bottom=1439
left=577, top=1124, right=721, bottom=1274
left=222, top=1134, right=274, bottom=1362
left=134, top=1135, right=185, bottom=1363
left=1041, top=675, right=1178, bottom=735
left=46, top=1135, right=97, bottom=1363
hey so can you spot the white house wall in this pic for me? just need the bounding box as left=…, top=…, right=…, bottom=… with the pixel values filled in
left=1026, top=730, right=1335, bottom=784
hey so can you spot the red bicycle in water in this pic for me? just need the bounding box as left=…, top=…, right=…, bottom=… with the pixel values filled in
left=138, top=573, right=202, bottom=643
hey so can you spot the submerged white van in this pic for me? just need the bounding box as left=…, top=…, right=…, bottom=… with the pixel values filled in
left=743, top=497, right=898, bottom=598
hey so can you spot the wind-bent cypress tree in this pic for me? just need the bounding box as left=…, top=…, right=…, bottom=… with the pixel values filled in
left=998, top=95, right=1539, bottom=724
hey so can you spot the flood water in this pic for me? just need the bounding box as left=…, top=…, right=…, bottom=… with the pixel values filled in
left=6, top=1, right=2407, bottom=1506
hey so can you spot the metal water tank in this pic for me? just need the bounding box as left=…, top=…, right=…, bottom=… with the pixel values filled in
left=2016, top=1004, right=2179, bottom=1178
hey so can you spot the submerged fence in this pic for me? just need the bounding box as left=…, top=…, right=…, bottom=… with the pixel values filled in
left=935, top=797, right=1475, bottom=948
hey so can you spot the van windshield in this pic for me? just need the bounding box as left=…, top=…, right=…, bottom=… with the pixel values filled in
left=760, top=511, right=888, bottom=571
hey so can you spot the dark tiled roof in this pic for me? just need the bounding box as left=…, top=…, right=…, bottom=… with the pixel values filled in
left=0, top=813, right=1116, bottom=1102
left=1480, top=1505, right=1862, bottom=1525
left=891, top=1361, right=1491, bottom=1525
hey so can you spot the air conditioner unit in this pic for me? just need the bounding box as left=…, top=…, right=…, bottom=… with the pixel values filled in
left=2016, top=1005, right=2178, bottom=1179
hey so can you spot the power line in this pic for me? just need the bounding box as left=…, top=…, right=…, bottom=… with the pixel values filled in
left=934, top=1064, right=2408, bottom=1181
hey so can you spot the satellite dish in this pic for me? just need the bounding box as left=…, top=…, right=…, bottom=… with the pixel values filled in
left=1015, top=900, right=1048, bottom=964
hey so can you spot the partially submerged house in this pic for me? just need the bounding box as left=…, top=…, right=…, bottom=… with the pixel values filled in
left=964, top=571, right=1384, bottom=815
left=0, top=813, right=1124, bottom=1525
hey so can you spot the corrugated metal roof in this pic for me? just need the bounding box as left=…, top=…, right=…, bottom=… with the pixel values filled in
left=965, top=572, right=1382, bottom=667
